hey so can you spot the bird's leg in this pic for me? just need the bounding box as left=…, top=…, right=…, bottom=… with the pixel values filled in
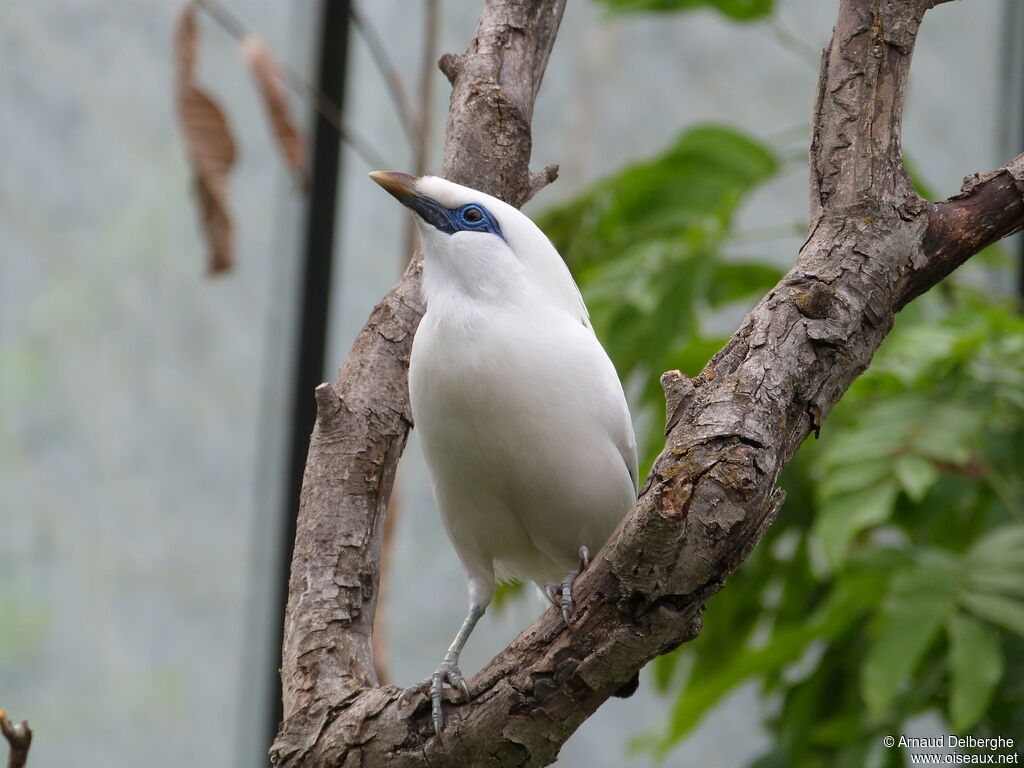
left=544, top=545, right=590, bottom=625
left=398, top=603, right=485, bottom=736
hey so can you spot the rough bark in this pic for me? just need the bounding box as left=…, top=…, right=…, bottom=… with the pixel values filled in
left=271, top=1, right=567, bottom=765
left=272, top=1, right=1024, bottom=766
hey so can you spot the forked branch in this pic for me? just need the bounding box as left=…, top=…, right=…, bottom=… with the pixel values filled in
left=271, top=1, right=566, bottom=765
left=273, top=1, right=1024, bottom=766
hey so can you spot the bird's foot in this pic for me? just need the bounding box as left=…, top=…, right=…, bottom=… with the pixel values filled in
left=544, top=546, right=590, bottom=625
left=398, top=655, right=469, bottom=736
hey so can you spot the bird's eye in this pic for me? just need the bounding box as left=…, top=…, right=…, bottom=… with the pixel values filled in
left=461, top=206, right=484, bottom=224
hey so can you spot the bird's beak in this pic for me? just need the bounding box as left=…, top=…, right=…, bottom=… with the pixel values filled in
left=369, top=171, right=419, bottom=206
left=369, top=170, right=456, bottom=235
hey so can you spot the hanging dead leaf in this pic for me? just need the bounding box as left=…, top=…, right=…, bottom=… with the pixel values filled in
left=177, top=85, right=237, bottom=181
left=174, top=3, right=238, bottom=274
left=240, top=35, right=308, bottom=191
left=179, top=83, right=237, bottom=273
left=194, top=172, right=234, bottom=274
left=177, top=84, right=238, bottom=274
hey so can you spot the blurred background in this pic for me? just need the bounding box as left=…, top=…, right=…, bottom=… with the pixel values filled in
left=2, top=1, right=1023, bottom=767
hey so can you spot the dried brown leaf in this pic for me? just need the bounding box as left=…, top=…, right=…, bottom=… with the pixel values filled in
left=240, top=35, right=308, bottom=190
left=177, top=85, right=237, bottom=178
left=194, top=172, right=234, bottom=273
left=174, top=2, right=237, bottom=274
left=178, top=86, right=237, bottom=274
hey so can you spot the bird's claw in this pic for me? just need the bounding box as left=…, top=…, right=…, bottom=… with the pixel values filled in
left=545, top=546, right=591, bottom=626
left=398, top=657, right=470, bottom=736
left=578, top=545, right=590, bottom=571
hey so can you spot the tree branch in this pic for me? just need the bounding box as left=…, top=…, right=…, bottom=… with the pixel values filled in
left=271, top=1, right=567, bottom=765
left=273, top=1, right=1024, bottom=766
left=809, top=0, right=930, bottom=221
left=0, top=710, right=32, bottom=768
left=903, top=153, right=1024, bottom=306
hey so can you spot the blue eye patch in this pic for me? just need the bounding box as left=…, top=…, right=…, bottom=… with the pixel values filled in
left=406, top=196, right=506, bottom=242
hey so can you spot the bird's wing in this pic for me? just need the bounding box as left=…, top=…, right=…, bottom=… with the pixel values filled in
left=615, top=385, right=639, bottom=492
left=624, top=425, right=639, bottom=492
left=520, top=233, right=591, bottom=327
left=535, top=236, right=636, bottom=485
left=555, top=259, right=592, bottom=328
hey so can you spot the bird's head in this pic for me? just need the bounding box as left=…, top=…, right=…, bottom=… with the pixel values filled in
left=369, top=171, right=541, bottom=304
left=370, top=171, right=589, bottom=322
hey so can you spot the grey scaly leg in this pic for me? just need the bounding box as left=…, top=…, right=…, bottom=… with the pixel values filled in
left=544, top=545, right=590, bottom=625
left=399, top=604, right=485, bottom=736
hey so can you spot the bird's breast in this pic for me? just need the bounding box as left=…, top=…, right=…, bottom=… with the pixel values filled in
left=409, top=300, right=628, bottom=490
left=409, top=300, right=636, bottom=581
left=410, top=306, right=524, bottom=434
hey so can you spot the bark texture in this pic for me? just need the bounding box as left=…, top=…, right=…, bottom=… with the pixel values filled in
left=272, top=1, right=1024, bottom=766
left=271, top=1, right=567, bottom=765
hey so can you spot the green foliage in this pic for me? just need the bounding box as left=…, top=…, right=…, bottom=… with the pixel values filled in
left=634, top=294, right=1024, bottom=764
left=861, top=549, right=961, bottom=722
left=539, top=124, right=781, bottom=470
left=537, top=108, right=1024, bottom=766
left=947, top=614, right=1003, bottom=732
left=593, top=0, right=774, bottom=22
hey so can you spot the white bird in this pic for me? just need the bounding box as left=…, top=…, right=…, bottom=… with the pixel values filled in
left=369, top=171, right=638, bottom=735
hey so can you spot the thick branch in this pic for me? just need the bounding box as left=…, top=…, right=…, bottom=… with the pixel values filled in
left=440, top=0, right=567, bottom=205
left=809, top=0, right=933, bottom=221
left=274, top=1, right=1024, bottom=766
left=271, top=1, right=566, bottom=766
left=901, top=153, right=1024, bottom=305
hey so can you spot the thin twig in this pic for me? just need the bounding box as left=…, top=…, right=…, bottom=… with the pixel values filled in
left=402, top=0, right=442, bottom=262
left=413, top=0, right=440, bottom=178
left=350, top=4, right=418, bottom=146
left=0, top=710, right=32, bottom=768
left=192, top=0, right=390, bottom=170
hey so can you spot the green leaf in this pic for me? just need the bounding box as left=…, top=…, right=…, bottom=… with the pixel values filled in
left=893, top=455, right=939, bottom=503
left=871, top=325, right=960, bottom=386
left=964, top=525, right=1024, bottom=598
left=540, top=124, right=780, bottom=483
left=656, top=585, right=864, bottom=753
left=652, top=647, right=684, bottom=692
left=967, top=524, right=1024, bottom=565
left=910, top=404, right=979, bottom=465
left=813, top=481, right=898, bottom=568
left=818, top=397, right=927, bottom=467
left=706, top=259, right=783, bottom=305
left=966, top=571, right=1024, bottom=598
left=593, top=0, right=775, bottom=21
left=946, top=613, right=1003, bottom=732
left=541, top=124, right=777, bottom=272
left=960, top=592, right=1024, bottom=637
left=861, top=550, right=960, bottom=721
left=817, top=458, right=891, bottom=499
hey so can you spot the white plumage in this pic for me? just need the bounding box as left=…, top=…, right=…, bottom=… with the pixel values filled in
left=410, top=175, right=637, bottom=596
left=370, top=171, right=637, bottom=734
